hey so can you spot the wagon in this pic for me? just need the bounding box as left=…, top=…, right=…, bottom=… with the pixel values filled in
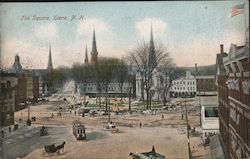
left=44, top=144, right=57, bottom=153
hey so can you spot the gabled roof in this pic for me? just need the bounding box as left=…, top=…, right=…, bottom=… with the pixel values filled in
left=215, top=53, right=228, bottom=76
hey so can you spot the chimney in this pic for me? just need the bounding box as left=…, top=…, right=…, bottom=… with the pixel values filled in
left=220, top=44, right=224, bottom=54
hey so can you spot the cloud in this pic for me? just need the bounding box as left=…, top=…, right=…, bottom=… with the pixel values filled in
left=77, top=18, right=126, bottom=58
left=78, top=18, right=110, bottom=37
left=136, top=18, right=167, bottom=40
left=171, top=30, right=245, bottom=67
left=1, top=38, right=48, bottom=69
left=35, top=23, right=57, bottom=40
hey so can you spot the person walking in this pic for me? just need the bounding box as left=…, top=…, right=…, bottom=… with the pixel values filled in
left=1, top=130, right=4, bottom=138
left=139, top=122, right=142, bottom=128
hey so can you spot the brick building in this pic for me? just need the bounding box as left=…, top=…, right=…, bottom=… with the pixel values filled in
left=196, top=75, right=217, bottom=96
left=0, top=72, right=17, bottom=127
left=15, top=75, right=39, bottom=111
left=216, top=43, right=250, bottom=159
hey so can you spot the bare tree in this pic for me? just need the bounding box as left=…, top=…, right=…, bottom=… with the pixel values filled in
left=96, top=58, right=120, bottom=111
left=128, top=41, right=171, bottom=109
left=115, top=59, right=128, bottom=103
left=71, top=63, right=91, bottom=105
left=157, top=59, right=176, bottom=106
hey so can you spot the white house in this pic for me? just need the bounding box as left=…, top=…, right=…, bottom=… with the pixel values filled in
left=170, top=71, right=196, bottom=97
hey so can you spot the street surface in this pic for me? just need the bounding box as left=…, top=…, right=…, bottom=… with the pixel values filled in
left=2, top=80, right=213, bottom=159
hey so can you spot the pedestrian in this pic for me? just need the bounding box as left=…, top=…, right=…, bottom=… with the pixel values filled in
left=1, top=130, right=4, bottom=138
left=52, top=113, right=54, bottom=118
left=34, top=116, right=36, bottom=122
left=162, top=114, right=164, bottom=120
left=9, top=126, right=11, bottom=133
left=139, top=122, right=142, bottom=128
left=75, top=110, right=76, bottom=116
left=70, top=110, right=71, bottom=114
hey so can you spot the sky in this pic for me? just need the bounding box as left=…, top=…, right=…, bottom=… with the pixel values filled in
left=0, top=1, right=249, bottom=69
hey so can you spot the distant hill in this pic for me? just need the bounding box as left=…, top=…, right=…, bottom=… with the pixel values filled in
left=176, top=64, right=216, bottom=77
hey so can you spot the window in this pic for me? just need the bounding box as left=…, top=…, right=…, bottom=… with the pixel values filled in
left=6, top=81, right=11, bottom=88
left=204, top=107, right=219, bottom=117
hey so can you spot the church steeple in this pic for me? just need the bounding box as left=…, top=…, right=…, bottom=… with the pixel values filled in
left=47, top=44, right=53, bottom=71
left=12, top=54, right=22, bottom=74
left=148, top=24, right=156, bottom=68
left=85, top=45, right=89, bottom=64
left=91, top=28, right=98, bottom=64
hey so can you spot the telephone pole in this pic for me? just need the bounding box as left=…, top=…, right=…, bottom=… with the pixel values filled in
left=195, top=64, right=201, bottom=127
left=185, top=92, right=192, bottom=159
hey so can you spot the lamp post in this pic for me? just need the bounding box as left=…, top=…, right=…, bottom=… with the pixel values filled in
left=195, top=64, right=201, bottom=127
left=26, top=98, right=31, bottom=126
left=184, top=92, right=192, bottom=159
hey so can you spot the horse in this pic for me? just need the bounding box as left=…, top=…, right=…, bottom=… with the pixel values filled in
left=56, top=141, right=65, bottom=153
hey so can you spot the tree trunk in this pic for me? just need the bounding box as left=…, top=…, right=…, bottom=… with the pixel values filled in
left=105, top=86, right=108, bottom=111
left=146, top=90, right=149, bottom=109
left=149, top=95, right=152, bottom=110
left=83, top=91, right=86, bottom=106
left=128, top=88, right=131, bottom=111
left=157, top=93, right=160, bottom=104
left=120, top=86, right=123, bottom=104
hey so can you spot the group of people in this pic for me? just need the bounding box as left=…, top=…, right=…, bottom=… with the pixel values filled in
left=31, top=116, right=36, bottom=122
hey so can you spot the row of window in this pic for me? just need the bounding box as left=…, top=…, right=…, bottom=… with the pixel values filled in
left=172, top=87, right=196, bottom=91
left=1, top=81, right=13, bottom=99
left=84, top=87, right=131, bottom=92
left=173, top=81, right=195, bottom=85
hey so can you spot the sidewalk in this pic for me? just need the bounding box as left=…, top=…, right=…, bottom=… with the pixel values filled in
left=0, top=122, right=26, bottom=139
left=210, top=134, right=226, bottom=159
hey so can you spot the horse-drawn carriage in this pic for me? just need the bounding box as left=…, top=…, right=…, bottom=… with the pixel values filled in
left=44, top=141, right=65, bottom=154
left=103, top=122, right=119, bottom=133
left=72, top=120, right=86, bottom=140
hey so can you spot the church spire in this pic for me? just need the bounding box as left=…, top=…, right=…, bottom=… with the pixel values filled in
left=85, top=45, right=89, bottom=64
left=91, top=28, right=98, bottom=55
left=148, top=24, right=156, bottom=68
left=91, top=28, right=98, bottom=64
left=47, top=43, right=53, bottom=71
left=150, top=23, right=154, bottom=44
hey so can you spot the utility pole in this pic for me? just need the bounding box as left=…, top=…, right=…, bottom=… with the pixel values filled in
left=185, top=92, right=192, bottom=159
left=26, top=98, right=31, bottom=126
left=108, top=95, right=111, bottom=123
left=195, top=64, right=201, bottom=127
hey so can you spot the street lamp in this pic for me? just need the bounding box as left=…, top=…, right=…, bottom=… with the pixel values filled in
left=26, top=98, right=31, bottom=126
